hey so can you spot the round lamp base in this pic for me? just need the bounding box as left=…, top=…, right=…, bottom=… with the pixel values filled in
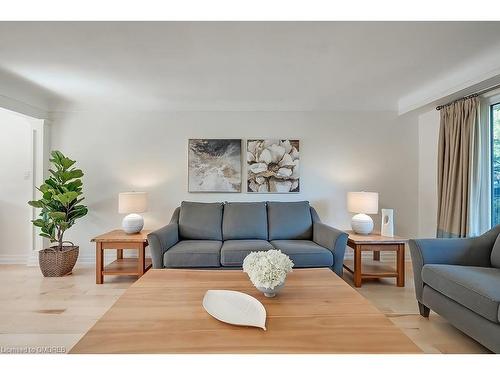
left=122, top=213, right=144, bottom=234
left=351, top=213, right=374, bottom=235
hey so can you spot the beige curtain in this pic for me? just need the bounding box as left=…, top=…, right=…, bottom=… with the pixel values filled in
left=437, top=96, right=479, bottom=238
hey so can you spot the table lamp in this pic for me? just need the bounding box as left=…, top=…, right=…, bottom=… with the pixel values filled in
left=119, top=192, right=148, bottom=234
left=347, top=191, right=379, bottom=235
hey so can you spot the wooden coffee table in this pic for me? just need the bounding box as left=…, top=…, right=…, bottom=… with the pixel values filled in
left=70, top=268, right=420, bottom=353
left=92, top=229, right=152, bottom=284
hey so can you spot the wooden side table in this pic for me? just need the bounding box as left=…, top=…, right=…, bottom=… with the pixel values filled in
left=92, top=229, right=152, bottom=284
left=343, top=230, right=406, bottom=288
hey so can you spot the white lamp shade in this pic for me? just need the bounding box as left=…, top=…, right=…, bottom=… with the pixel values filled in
left=347, top=192, right=379, bottom=214
left=118, top=192, right=148, bottom=214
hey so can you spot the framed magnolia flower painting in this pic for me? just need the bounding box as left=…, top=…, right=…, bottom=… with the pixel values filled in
left=246, top=139, right=300, bottom=193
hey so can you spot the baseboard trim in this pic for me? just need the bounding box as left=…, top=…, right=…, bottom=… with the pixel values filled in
left=0, top=255, right=131, bottom=266
left=0, top=255, right=30, bottom=264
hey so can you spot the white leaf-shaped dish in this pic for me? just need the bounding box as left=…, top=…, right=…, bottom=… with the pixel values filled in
left=202, top=290, right=267, bottom=330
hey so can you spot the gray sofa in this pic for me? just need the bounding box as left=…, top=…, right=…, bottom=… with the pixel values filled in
left=409, top=225, right=500, bottom=353
left=148, top=201, right=348, bottom=276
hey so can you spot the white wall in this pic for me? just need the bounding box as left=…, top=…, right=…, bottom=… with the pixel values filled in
left=49, top=110, right=419, bottom=262
left=0, top=109, right=33, bottom=263
left=418, top=109, right=440, bottom=237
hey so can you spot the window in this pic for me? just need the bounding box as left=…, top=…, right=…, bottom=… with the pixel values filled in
left=491, top=102, right=500, bottom=226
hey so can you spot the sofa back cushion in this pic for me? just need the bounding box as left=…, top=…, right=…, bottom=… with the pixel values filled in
left=179, top=201, right=223, bottom=240
left=491, top=233, right=500, bottom=268
left=267, top=201, right=313, bottom=240
left=222, top=202, right=268, bottom=240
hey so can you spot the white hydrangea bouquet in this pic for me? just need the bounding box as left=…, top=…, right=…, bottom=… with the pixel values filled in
left=243, top=249, right=294, bottom=297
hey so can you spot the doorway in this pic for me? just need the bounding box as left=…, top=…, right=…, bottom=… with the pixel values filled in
left=0, top=108, right=46, bottom=263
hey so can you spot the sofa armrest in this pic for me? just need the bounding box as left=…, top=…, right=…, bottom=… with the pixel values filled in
left=409, top=226, right=499, bottom=301
left=313, top=222, right=348, bottom=276
left=147, top=223, right=179, bottom=269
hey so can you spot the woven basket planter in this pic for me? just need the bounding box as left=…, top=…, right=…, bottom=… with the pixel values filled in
left=39, top=245, right=79, bottom=277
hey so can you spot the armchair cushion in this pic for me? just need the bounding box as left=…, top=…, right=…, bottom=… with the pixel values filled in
left=163, top=240, right=222, bottom=268
left=222, top=202, right=268, bottom=240
left=179, top=201, right=223, bottom=241
left=220, top=240, right=274, bottom=266
left=491, top=234, right=500, bottom=268
left=267, top=201, right=313, bottom=240
left=270, top=240, right=333, bottom=267
left=422, top=264, right=500, bottom=323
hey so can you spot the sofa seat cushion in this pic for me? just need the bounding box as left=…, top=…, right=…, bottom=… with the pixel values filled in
left=164, top=240, right=222, bottom=268
left=222, top=202, right=268, bottom=240
left=220, top=240, right=274, bottom=267
left=422, top=264, right=500, bottom=323
left=267, top=201, right=313, bottom=240
left=270, top=240, right=333, bottom=267
left=179, top=201, right=223, bottom=240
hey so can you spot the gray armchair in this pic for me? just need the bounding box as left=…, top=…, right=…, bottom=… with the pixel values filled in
left=409, top=226, right=500, bottom=353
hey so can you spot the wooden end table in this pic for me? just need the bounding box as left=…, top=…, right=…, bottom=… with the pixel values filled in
left=92, top=229, right=152, bottom=284
left=343, top=230, right=406, bottom=288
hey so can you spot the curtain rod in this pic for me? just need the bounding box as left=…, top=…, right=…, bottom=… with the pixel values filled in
left=436, top=82, right=500, bottom=111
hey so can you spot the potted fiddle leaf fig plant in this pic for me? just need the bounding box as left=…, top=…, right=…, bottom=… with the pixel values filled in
left=28, top=150, right=88, bottom=277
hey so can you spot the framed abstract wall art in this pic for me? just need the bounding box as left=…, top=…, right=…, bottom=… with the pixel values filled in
left=188, top=139, right=242, bottom=192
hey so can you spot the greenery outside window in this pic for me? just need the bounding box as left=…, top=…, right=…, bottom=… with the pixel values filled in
left=491, top=101, right=500, bottom=226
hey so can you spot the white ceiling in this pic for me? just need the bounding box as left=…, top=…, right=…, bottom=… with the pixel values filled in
left=1, top=21, right=500, bottom=113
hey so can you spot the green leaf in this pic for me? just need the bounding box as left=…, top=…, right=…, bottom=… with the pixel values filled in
left=66, top=179, right=82, bottom=191
left=69, top=206, right=88, bottom=220
left=65, top=191, right=79, bottom=201
left=32, top=219, right=46, bottom=227
left=39, top=183, right=51, bottom=193
left=28, top=200, right=43, bottom=208
left=59, top=221, right=70, bottom=230
left=50, top=150, right=64, bottom=164
left=60, top=156, right=76, bottom=170
left=54, top=191, right=79, bottom=205
left=49, top=212, right=66, bottom=220
left=45, top=178, right=58, bottom=189
left=61, top=169, right=83, bottom=181
left=39, top=233, right=55, bottom=240
left=43, top=223, right=56, bottom=236
left=74, top=197, right=85, bottom=205
left=46, top=200, right=63, bottom=209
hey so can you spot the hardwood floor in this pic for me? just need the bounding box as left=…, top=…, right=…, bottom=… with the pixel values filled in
left=0, top=259, right=490, bottom=354
left=0, top=264, right=134, bottom=353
